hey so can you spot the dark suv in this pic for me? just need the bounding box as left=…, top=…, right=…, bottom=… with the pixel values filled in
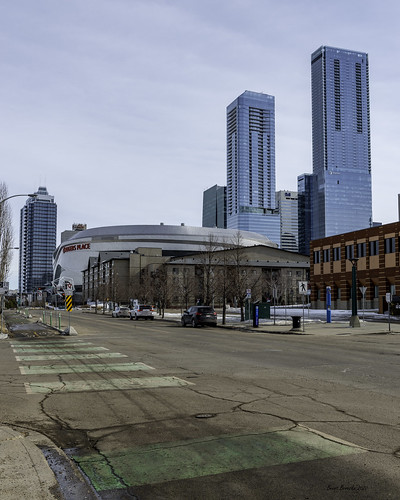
left=181, top=306, right=217, bottom=327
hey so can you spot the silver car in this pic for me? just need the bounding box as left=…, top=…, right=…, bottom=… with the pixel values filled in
left=112, top=306, right=131, bottom=318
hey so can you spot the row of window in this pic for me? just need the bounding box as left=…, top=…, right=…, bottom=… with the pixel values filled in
left=313, top=237, right=398, bottom=263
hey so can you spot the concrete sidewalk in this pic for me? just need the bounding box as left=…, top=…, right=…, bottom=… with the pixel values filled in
left=0, top=425, right=98, bottom=499
left=220, top=318, right=400, bottom=336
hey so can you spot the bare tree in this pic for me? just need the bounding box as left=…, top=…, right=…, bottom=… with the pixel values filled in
left=174, top=267, right=196, bottom=312
left=0, top=182, right=14, bottom=283
left=198, top=234, right=221, bottom=306
left=151, top=264, right=172, bottom=318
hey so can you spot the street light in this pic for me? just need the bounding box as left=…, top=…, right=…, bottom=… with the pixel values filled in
left=0, top=193, right=37, bottom=206
left=349, top=257, right=360, bottom=327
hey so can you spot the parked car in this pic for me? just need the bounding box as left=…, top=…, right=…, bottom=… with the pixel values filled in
left=181, top=306, right=217, bottom=327
left=112, top=306, right=130, bottom=318
left=130, top=304, right=155, bottom=320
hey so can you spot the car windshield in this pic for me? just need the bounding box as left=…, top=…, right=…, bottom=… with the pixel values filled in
left=198, top=307, right=214, bottom=313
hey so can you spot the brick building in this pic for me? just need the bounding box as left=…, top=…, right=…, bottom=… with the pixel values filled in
left=310, top=222, right=400, bottom=311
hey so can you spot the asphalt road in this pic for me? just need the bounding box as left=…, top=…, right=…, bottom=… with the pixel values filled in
left=1, top=310, right=400, bottom=499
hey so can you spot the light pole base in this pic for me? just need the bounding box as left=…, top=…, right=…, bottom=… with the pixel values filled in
left=349, top=315, right=360, bottom=328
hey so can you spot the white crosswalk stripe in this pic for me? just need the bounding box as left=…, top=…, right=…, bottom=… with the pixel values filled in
left=11, top=340, right=193, bottom=394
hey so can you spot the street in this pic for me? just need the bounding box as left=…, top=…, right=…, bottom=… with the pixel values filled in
left=1, top=310, right=400, bottom=499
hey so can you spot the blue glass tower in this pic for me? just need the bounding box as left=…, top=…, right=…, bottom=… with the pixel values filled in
left=19, top=186, right=57, bottom=293
left=226, top=91, right=280, bottom=245
left=311, top=46, right=372, bottom=239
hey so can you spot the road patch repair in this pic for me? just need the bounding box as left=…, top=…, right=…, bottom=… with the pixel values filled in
left=70, top=426, right=366, bottom=492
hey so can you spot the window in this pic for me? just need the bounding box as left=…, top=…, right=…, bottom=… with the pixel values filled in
left=345, top=245, right=354, bottom=260
left=333, top=247, right=341, bottom=261
left=374, top=285, right=379, bottom=298
left=313, top=250, right=320, bottom=264
left=323, top=249, right=330, bottom=262
left=337, top=287, right=341, bottom=299
left=369, top=240, right=379, bottom=256
left=385, top=237, right=395, bottom=254
left=357, top=242, right=366, bottom=258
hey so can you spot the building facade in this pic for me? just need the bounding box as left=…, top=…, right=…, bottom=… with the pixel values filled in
left=19, top=186, right=57, bottom=293
left=202, top=185, right=227, bottom=228
left=82, top=244, right=309, bottom=308
left=276, top=190, right=299, bottom=253
left=226, top=90, right=280, bottom=246
left=297, top=173, right=313, bottom=256
left=54, top=224, right=278, bottom=294
left=310, top=221, right=400, bottom=312
left=311, top=46, right=372, bottom=240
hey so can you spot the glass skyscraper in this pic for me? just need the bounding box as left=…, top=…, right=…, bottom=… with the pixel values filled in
left=226, top=90, right=280, bottom=245
left=276, top=190, right=299, bottom=253
left=202, top=185, right=227, bottom=228
left=311, top=46, right=372, bottom=239
left=19, top=186, right=57, bottom=293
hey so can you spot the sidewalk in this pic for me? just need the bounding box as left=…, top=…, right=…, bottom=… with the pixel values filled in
left=0, top=426, right=97, bottom=500
left=219, top=318, right=400, bottom=336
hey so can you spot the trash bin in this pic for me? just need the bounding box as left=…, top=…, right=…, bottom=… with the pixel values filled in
left=291, top=316, right=301, bottom=329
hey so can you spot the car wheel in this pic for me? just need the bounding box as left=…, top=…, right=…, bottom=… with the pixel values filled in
left=181, top=318, right=186, bottom=327
left=150, top=316, right=154, bottom=320
left=191, top=318, right=197, bottom=328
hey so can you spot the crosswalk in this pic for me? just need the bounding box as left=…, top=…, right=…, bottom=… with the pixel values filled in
left=11, top=340, right=193, bottom=394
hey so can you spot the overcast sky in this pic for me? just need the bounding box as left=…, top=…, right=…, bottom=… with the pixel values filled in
left=2, top=0, right=400, bottom=287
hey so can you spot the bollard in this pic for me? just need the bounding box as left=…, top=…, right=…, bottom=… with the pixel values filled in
left=50, top=312, right=52, bottom=327
left=58, top=313, right=61, bottom=330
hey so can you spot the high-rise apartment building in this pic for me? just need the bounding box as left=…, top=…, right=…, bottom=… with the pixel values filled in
left=276, top=190, right=298, bottom=253
left=19, top=186, right=57, bottom=293
left=202, top=185, right=227, bottom=228
left=311, top=46, right=372, bottom=239
left=226, top=91, right=280, bottom=245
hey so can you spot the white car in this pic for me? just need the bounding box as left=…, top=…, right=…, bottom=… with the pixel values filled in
left=112, top=306, right=130, bottom=318
left=130, top=304, right=155, bottom=320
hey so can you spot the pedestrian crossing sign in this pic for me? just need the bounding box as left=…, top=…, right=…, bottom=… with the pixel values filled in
left=299, top=281, right=308, bottom=294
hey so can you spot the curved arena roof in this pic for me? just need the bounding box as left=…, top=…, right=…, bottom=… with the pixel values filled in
left=53, top=224, right=277, bottom=287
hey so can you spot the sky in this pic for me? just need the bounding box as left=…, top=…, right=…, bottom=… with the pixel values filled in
left=1, top=0, right=400, bottom=287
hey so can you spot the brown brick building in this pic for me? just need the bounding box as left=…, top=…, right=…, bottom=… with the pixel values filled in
left=310, top=222, right=400, bottom=311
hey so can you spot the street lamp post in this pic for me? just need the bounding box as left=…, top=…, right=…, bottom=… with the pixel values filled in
left=349, top=258, right=360, bottom=327
left=0, top=193, right=37, bottom=206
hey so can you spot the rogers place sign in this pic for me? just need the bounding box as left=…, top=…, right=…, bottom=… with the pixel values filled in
left=63, top=243, right=91, bottom=253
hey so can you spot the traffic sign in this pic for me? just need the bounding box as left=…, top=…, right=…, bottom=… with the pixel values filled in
left=298, top=281, right=308, bottom=294
left=65, top=295, right=73, bottom=312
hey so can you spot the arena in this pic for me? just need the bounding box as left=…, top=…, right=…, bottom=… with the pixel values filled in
left=53, top=224, right=277, bottom=289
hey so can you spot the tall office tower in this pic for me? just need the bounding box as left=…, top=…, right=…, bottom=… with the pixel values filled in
left=311, top=46, right=372, bottom=239
left=226, top=90, right=280, bottom=245
left=297, top=173, right=314, bottom=255
left=202, top=185, right=227, bottom=228
left=19, top=186, right=57, bottom=293
left=276, top=190, right=299, bottom=253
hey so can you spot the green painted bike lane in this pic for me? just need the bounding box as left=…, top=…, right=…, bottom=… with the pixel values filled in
left=72, top=427, right=365, bottom=492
